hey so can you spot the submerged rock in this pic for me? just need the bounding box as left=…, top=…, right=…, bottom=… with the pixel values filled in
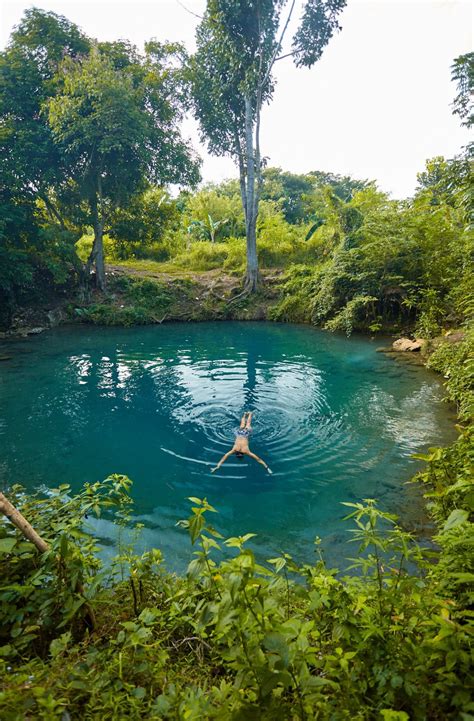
left=392, top=337, right=425, bottom=352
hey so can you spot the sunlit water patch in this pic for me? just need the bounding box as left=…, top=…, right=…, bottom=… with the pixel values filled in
left=0, top=322, right=456, bottom=570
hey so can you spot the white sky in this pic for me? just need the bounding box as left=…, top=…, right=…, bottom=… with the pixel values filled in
left=1, top=0, right=472, bottom=197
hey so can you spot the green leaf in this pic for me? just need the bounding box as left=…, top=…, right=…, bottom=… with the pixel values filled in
left=138, top=608, right=159, bottom=626
left=261, top=671, right=292, bottom=697
left=263, top=632, right=289, bottom=669
left=380, top=711, right=409, bottom=721
left=0, top=538, right=17, bottom=554
left=443, top=508, right=469, bottom=531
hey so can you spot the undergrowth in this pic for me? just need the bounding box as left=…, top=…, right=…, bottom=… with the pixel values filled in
left=72, top=276, right=199, bottom=326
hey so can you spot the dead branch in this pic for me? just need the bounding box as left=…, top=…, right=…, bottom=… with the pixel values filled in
left=0, top=492, right=50, bottom=553
left=0, top=490, right=96, bottom=631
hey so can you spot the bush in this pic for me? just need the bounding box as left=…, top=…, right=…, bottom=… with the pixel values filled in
left=173, top=241, right=231, bottom=271
left=324, top=294, right=378, bottom=336
left=427, top=328, right=474, bottom=421
left=1, top=491, right=472, bottom=720
left=75, top=233, right=116, bottom=262
left=269, top=265, right=316, bottom=322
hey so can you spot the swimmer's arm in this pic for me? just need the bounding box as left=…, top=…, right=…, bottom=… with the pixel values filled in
left=247, top=451, right=272, bottom=474
left=211, top=450, right=234, bottom=473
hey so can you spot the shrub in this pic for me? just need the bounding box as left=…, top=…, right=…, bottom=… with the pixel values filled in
left=324, top=294, right=378, bottom=336
left=174, top=241, right=231, bottom=271
left=269, top=265, right=316, bottom=322
left=75, top=233, right=115, bottom=262
left=1, top=492, right=472, bottom=720
left=427, top=328, right=474, bottom=421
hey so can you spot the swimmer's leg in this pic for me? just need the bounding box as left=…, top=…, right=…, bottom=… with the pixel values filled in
left=240, top=413, right=247, bottom=429
left=245, top=412, right=253, bottom=430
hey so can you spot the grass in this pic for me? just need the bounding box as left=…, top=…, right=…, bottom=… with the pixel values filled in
left=109, top=259, right=187, bottom=274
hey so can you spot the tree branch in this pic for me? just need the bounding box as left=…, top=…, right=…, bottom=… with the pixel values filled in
left=0, top=491, right=49, bottom=553
left=262, top=0, right=297, bottom=86
left=275, top=50, right=297, bottom=62
left=0, top=490, right=96, bottom=631
left=175, top=0, right=203, bottom=20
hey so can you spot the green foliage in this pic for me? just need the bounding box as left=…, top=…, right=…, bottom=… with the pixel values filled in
left=324, top=295, right=378, bottom=336
left=74, top=276, right=197, bottom=326
left=0, top=9, right=88, bottom=315
left=0, top=475, right=132, bottom=659
left=413, top=427, right=474, bottom=611
left=184, top=187, right=245, bottom=242
left=260, top=168, right=315, bottom=224
left=174, top=241, right=235, bottom=271
left=412, top=329, right=474, bottom=614
left=190, top=0, right=347, bottom=287
left=451, top=52, right=473, bottom=128
left=1, top=489, right=473, bottom=720
left=0, top=8, right=200, bottom=307
left=108, top=188, right=180, bottom=260
left=269, top=265, right=316, bottom=322
left=271, top=160, right=472, bottom=335
left=427, top=329, right=474, bottom=422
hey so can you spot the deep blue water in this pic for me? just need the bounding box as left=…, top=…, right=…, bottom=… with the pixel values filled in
left=0, top=322, right=456, bottom=570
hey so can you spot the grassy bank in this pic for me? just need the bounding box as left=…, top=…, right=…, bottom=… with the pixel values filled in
left=68, top=265, right=283, bottom=327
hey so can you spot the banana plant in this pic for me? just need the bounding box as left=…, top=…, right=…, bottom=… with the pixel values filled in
left=187, top=214, right=229, bottom=243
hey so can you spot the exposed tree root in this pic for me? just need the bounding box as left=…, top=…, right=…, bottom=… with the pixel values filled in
left=225, top=287, right=251, bottom=306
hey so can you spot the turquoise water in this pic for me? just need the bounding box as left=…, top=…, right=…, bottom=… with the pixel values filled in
left=0, top=322, right=456, bottom=570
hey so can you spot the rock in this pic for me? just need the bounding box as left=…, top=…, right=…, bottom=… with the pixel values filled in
left=47, top=308, right=66, bottom=327
left=26, top=327, right=46, bottom=335
left=392, top=337, right=425, bottom=352
left=445, top=330, right=465, bottom=344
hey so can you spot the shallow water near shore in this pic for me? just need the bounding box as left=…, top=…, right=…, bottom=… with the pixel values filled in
left=0, top=322, right=456, bottom=570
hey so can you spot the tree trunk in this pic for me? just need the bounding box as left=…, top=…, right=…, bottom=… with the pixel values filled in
left=234, top=129, right=248, bottom=219
left=88, top=187, right=106, bottom=292
left=245, top=215, right=259, bottom=292
left=94, top=224, right=106, bottom=291
left=244, top=96, right=259, bottom=292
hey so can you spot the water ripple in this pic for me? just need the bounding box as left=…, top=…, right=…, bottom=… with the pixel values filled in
left=0, top=322, right=456, bottom=570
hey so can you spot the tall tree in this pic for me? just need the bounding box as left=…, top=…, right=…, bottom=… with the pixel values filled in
left=0, top=9, right=90, bottom=221
left=48, top=43, right=200, bottom=289
left=0, top=9, right=90, bottom=317
left=190, top=0, right=346, bottom=291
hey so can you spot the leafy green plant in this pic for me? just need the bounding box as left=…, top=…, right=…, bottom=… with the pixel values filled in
left=0, top=475, right=132, bottom=659
left=1, top=480, right=473, bottom=720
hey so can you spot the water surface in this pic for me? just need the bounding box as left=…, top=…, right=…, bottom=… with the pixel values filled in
left=0, top=322, right=455, bottom=570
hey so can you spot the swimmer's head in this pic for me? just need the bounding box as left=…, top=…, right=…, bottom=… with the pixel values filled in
left=235, top=451, right=244, bottom=459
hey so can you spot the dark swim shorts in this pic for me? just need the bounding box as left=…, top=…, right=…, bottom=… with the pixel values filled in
left=235, top=428, right=251, bottom=438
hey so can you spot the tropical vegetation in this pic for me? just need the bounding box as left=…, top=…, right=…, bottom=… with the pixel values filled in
left=0, top=5, right=473, bottom=720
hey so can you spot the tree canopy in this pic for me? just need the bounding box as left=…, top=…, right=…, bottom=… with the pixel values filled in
left=0, top=8, right=200, bottom=303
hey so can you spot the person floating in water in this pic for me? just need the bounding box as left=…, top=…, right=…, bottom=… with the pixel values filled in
left=211, top=412, right=272, bottom=474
